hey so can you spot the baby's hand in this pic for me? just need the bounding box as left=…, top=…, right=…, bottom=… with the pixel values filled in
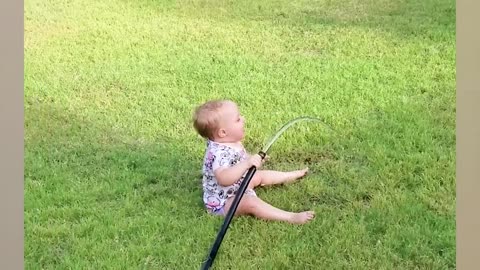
left=247, top=154, right=265, bottom=168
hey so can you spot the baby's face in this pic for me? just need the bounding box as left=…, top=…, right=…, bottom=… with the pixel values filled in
left=218, top=102, right=245, bottom=142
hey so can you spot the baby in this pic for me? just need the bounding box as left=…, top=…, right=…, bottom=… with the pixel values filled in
left=193, top=99, right=315, bottom=224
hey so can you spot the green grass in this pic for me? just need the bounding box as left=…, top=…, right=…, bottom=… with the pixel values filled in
left=25, top=0, right=455, bottom=269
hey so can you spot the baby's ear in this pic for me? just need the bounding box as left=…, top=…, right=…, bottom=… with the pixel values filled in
left=217, top=128, right=227, bottom=138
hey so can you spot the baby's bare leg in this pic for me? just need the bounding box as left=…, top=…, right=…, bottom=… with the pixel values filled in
left=223, top=195, right=314, bottom=224
left=255, top=168, right=309, bottom=186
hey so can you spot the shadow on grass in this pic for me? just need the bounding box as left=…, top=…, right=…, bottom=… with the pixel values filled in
left=25, top=100, right=206, bottom=207
left=291, top=0, right=455, bottom=39
left=24, top=102, right=216, bottom=266
left=25, top=101, right=210, bottom=214
left=127, top=0, right=455, bottom=41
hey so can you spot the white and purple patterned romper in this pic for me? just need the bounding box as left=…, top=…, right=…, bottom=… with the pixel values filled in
left=201, top=140, right=256, bottom=214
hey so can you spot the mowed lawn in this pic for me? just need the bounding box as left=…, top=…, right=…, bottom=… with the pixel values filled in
left=24, top=0, right=455, bottom=269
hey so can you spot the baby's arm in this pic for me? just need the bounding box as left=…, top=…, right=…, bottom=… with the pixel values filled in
left=214, top=154, right=263, bottom=186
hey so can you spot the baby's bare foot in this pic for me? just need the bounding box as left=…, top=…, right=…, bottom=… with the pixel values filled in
left=287, top=167, right=309, bottom=183
left=296, top=167, right=309, bottom=178
left=289, top=211, right=315, bottom=224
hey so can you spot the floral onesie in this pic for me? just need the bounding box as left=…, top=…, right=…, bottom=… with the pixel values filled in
left=201, top=140, right=256, bottom=214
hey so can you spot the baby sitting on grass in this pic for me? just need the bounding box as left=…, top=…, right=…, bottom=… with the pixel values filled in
left=193, top=99, right=315, bottom=224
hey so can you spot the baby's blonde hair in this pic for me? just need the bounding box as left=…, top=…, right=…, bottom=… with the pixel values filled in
left=193, top=100, right=229, bottom=140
